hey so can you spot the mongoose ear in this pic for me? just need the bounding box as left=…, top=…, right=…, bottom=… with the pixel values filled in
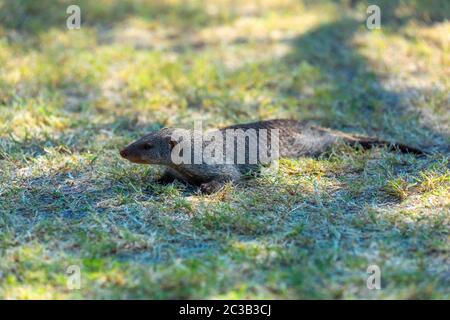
left=166, top=136, right=178, bottom=150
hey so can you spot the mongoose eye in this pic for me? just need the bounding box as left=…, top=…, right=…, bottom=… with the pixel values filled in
left=143, top=144, right=153, bottom=150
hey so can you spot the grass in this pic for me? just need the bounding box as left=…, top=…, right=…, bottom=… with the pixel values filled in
left=0, top=0, right=449, bottom=299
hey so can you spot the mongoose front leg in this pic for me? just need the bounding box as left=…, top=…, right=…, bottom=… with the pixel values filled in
left=200, top=177, right=232, bottom=194
left=156, top=167, right=191, bottom=185
left=200, top=180, right=225, bottom=194
left=156, top=170, right=177, bottom=184
left=199, top=165, right=242, bottom=194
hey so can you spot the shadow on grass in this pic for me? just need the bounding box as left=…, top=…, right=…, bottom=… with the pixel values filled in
left=277, top=18, right=448, bottom=151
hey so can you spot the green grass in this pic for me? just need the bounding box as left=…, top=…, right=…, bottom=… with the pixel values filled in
left=0, top=0, right=449, bottom=299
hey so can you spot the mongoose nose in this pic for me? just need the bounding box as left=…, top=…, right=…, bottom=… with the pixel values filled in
left=120, top=149, right=128, bottom=158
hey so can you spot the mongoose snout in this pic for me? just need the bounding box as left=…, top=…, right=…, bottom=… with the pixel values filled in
left=119, top=144, right=149, bottom=164
left=119, top=148, right=129, bottom=158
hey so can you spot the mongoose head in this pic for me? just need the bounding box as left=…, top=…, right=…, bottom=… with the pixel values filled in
left=120, top=128, right=178, bottom=165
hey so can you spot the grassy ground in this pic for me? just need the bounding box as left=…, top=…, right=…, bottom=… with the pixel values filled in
left=0, top=0, right=449, bottom=299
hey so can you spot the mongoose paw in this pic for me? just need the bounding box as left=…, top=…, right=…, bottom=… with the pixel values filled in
left=200, top=181, right=223, bottom=194
left=156, top=173, right=176, bottom=185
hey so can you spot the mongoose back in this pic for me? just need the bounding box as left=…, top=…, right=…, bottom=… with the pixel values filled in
left=120, top=119, right=424, bottom=193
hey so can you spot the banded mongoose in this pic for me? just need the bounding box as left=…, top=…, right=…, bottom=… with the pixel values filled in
left=120, top=119, right=423, bottom=193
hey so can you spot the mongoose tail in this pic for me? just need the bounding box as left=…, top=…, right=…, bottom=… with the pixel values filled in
left=339, top=134, right=425, bottom=155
